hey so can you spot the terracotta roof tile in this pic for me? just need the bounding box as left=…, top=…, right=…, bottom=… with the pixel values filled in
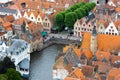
left=107, top=68, right=120, bottom=80
left=111, top=55, right=120, bottom=64
left=98, top=34, right=120, bottom=52
left=4, top=15, right=15, bottom=22
left=0, top=17, right=4, bottom=23
left=68, top=68, right=85, bottom=80
left=3, top=22, right=12, bottom=31
left=81, top=32, right=91, bottom=49
left=81, top=66, right=94, bottom=77
left=73, top=47, right=81, bottom=57
left=63, top=46, right=70, bottom=53
left=96, top=50, right=111, bottom=61
left=114, top=19, right=120, bottom=29
left=115, top=7, right=120, bottom=12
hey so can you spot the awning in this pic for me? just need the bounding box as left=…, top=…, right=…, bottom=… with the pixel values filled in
left=41, top=31, right=47, bottom=36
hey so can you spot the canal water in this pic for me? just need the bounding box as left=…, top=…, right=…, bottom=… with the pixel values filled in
left=29, top=44, right=64, bottom=80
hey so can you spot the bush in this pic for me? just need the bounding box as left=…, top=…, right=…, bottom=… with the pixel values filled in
left=6, top=68, right=22, bottom=80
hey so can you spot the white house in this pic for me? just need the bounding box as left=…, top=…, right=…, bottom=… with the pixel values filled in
left=23, top=11, right=29, bottom=19
left=29, top=11, right=38, bottom=23
left=14, top=10, right=22, bottom=19
left=0, top=38, right=30, bottom=78
left=105, top=22, right=119, bottom=35
left=74, top=20, right=82, bottom=37
left=74, top=18, right=94, bottom=37
left=36, top=14, right=43, bottom=24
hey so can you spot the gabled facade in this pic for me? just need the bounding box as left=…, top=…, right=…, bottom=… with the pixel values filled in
left=74, top=18, right=94, bottom=37
left=97, top=20, right=106, bottom=34
left=105, top=22, right=119, bottom=35
left=29, top=12, right=38, bottom=23
left=23, top=12, right=29, bottom=19
left=15, top=10, right=22, bottom=19
left=43, top=16, right=52, bottom=33
left=74, top=20, right=82, bottom=37
left=36, top=14, right=43, bottom=24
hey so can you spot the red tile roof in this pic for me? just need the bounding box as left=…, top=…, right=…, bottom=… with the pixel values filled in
left=107, top=68, right=120, bottom=80
left=96, top=50, right=111, bottom=61
left=98, top=34, right=120, bottom=52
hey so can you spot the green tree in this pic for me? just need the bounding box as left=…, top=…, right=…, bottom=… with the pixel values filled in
left=65, top=12, right=75, bottom=29
left=55, top=13, right=64, bottom=27
left=72, top=12, right=78, bottom=21
left=0, top=57, right=15, bottom=74
left=74, top=9, right=83, bottom=19
left=6, top=68, right=22, bottom=80
left=0, top=74, right=7, bottom=80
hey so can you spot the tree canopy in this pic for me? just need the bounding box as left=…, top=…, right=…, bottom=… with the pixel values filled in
left=55, top=1, right=96, bottom=29
left=6, top=68, right=22, bottom=80
left=0, top=57, right=15, bottom=74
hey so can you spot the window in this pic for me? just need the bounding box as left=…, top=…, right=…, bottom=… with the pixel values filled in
left=76, top=27, right=77, bottom=30
left=84, top=28, right=86, bottom=31
left=31, top=17, right=33, bottom=19
left=111, top=26, right=113, bottom=28
left=45, top=19, right=47, bottom=21
left=106, top=32, right=108, bottom=34
left=109, top=33, right=111, bottom=35
left=89, top=25, right=90, bottom=27
left=87, top=29, right=89, bottom=31
left=115, top=33, right=117, bottom=35
left=109, top=29, right=111, bottom=31
left=112, top=30, right=114, bottom=32
left=38, top=18, right=40, bottom=21
left=79, top=28, right=80, bottom=30
left=101, top=27, right=102, bottom=29
left=97, top=1, right=99, bottom=4
left=48, top=23, right=49, bottom=27
left=83, top=24, right=85, bottom=26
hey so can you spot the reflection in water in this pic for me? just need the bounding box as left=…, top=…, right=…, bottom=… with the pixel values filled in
left=29, top=45, right=64, bottom=80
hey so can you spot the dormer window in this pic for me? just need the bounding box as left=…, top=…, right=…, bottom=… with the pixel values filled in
left=89, top=25, right=90, bottom=27
left=111, top=26, right=113, bottom=28
left=31, top=17, right=33, bottom=19
left=16, top=52, right=19, bottom=55
left=45, top=19, right=47, bottom=21
left=83, top=24, right=85, bottom=26
left=97, top=1, right=99, bottom=4
left=11, top=52, right=13, bottom=55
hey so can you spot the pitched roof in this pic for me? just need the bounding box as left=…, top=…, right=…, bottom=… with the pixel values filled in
left=107, top=68, right=120, bottom=80
left=68, top=68, right=85, bottom=80
left=96, top=50, right=111, bottom=61
left=115, top=7, right=120, bottom=12
left=53, top=56, right=67, bottom=69
left=31, top=11, right=38, bottom=19
left=3, top=15, right=15, bottom=22
left=2, top=22, right=12, bottom=31
left=63, top=46, right=70, bottom=53
left=73, top=46, right=81, bottom=57
left=111, top=55, right=120, bottom=63
left=0, top=17, right=4, bottom=23
left=81, top=32, right=91, bottom=49
left=13, top=17, right=30, bottom=25
left=84, top=50, right=93, bottom=59
left=114, top=19, right=120, bottom=29
left=97, top=34, right=120, bottom=52
left=81, top=66, right=94, bottom=77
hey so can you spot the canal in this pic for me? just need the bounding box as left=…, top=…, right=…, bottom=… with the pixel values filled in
left=29, top=44, right=64, bottom=80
